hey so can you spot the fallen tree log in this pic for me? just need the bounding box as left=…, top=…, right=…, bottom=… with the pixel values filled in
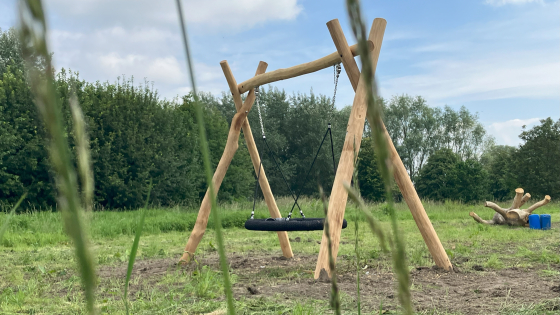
left=470, top=188, right=551, bottom=226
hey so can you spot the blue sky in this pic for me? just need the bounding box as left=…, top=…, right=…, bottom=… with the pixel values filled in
left=1, top=0, right=559, bottom=145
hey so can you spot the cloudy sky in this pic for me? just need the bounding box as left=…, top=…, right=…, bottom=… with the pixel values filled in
left=1, top=0, right=559, bottom=145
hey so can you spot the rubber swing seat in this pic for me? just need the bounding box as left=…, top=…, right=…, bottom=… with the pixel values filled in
left=244, top=217, right=348, bottom=232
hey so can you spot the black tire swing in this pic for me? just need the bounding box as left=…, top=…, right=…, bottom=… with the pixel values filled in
left=245, top=64, right=347, bottom=232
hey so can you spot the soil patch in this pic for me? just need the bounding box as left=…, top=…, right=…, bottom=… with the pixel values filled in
left=97, top=253, right=560, bottom=314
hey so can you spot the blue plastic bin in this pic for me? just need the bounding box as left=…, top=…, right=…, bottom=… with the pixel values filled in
left=540, top=214, right=551, bottom=230
left=528, top=214, right=541, bottom=230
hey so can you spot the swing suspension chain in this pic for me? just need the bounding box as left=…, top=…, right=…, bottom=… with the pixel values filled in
left=255, top=86, right=265, bottom=137
left=249, top=69, right=339, bottom=221
left=287, top=123, right=337, bottom=220
left=250, top=160, right=263, bottom=219
left=254, top=86, right=303, bottom=214
left=329, top=125, right=337, bottom=175
left=262, top=137, right=303, bottom=214
left=286, top=65, right=340, bottom=219
left=332, top=63, right=341, bottom=106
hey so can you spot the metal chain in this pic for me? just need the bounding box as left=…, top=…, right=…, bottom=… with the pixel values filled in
left=255, top=86, right=266, bottom=137
left=332, top=63, right=341, bottom=106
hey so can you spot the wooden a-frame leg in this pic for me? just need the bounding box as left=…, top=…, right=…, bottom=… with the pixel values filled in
left=180, top=68, right=261, bottom=262
left=221, top=61, right=293, bottom=258
left=313, top=18, right=385, bottom=278
left=315, top=18, right=452, bottom=278
left=330, top=20, right=451, bottom=272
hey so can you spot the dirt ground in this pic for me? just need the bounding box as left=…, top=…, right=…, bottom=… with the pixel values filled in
left=98, top=252, right=560, bottom=315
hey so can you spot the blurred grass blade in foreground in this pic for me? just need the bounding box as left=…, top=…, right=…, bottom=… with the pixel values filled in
left=18, top=0, right=97, bottom=313
left=175, top=0, right=235, bottom=313
left=346, top=0, right=413, bottom=314
left=0, top=193, right=27, bottom=242
left=353, top=206, right=362, bottom=315
left=320, top=186, right=341, bottom=315
left=345, top=184, right=388, bottom=252
left=70, top=92, right=94, bottom=211
left=124, top=181, right=152, bottom=314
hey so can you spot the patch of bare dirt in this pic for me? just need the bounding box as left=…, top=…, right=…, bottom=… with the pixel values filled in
left=96, top=253, right=560, bottom=314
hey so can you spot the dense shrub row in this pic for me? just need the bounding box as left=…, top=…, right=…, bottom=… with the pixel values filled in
left=1, top=28, right=558, bottom=210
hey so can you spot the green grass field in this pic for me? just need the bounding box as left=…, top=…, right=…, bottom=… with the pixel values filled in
left=1, top=198, right=559, bottom=314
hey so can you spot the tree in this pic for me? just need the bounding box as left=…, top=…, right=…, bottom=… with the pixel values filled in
left=416, top=148, right=488, bottom=203
left=383, top=95, right=489, bottom=182
left=515, top=118, right=560, bottom=199
left=384, top=95, right=439, bottom=181
left=439, top=106, right=487, bottom=160
left=357, top=137, right=384, bottom=202
left=480, top=145, right=519, bottom=201
left=0, top=29, right=54, bottom=209
left=453, top=159, right=488, bottom=203
left=416, top=149, right=458, bottom=201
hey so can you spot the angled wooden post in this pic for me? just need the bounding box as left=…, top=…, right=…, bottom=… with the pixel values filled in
left=315, top=19, right=452, bottom=277
left=221, top=61, right=293, bottom=258
left=315, top=19, right=387, bottom=279
left=314, top=18, right=386, bottom=278
left=181, top=63, right=275, bottom=262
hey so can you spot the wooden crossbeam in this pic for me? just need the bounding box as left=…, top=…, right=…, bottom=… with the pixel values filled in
left=237, top=41, right=374, bottom=94
left=314, top=19, right=452, bottom=278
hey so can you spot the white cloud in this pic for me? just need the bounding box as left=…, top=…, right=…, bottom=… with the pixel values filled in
left=94, top=52, right=176, bottom=80
left=486, top=118, right=541, bottom=145
left=44, top=0, right=303, bottom=32
left=40, top=0, right=304, bottom=101
left=484, top=0, right=543, bottom=6
left=380, top=55, right=560, bottom=104
left=146, top=57, right=185, bottom=84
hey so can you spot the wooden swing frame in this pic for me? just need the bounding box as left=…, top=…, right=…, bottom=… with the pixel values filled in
left=180, top=18, right=453, bottom=278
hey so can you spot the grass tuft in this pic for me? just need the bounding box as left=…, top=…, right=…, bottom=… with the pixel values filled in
left=0, top=193, right=27, bottom=242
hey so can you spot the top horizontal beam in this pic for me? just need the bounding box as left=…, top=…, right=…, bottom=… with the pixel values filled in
left=236, top=40, right=374, bottom=94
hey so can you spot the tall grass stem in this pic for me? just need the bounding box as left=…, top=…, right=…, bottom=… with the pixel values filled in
left=354, top=208, right=361, bottom=315
left=175, top=0, right=235, bottom=313
left=320, top=187, right=341, bottom=315
left=124, top=181, right=152, bottom=314
left=346, top=1, right=413, bottom=313
left=18, top=0, right=97, bottom=312
left=70, top=92, right=94, bottom=211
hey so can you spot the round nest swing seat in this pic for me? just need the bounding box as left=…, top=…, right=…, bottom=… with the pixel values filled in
left=244, top=217, right=348, bottom=232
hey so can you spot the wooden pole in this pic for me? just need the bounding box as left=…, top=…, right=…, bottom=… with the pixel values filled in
left=220, top=61, right=293, bottom=258
left=383, top=126, right=452, bottom=270
left=237, top=41, right=374, bottom=94
left=526, top=195, right=551, bottom=213
left=315, top=19, right=452, bottom=277
left=180, top=65, right=263, bottom=262
left=519, top=193, right=531, bottom=208
left=314, top=18, right=386, bottom=278
left=510, top=188, right=525, bottom=209
left=326, top=19, right=360, bottom=91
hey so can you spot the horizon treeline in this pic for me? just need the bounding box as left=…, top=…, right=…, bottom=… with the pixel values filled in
left=1, top=28, right=558, bottom=210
